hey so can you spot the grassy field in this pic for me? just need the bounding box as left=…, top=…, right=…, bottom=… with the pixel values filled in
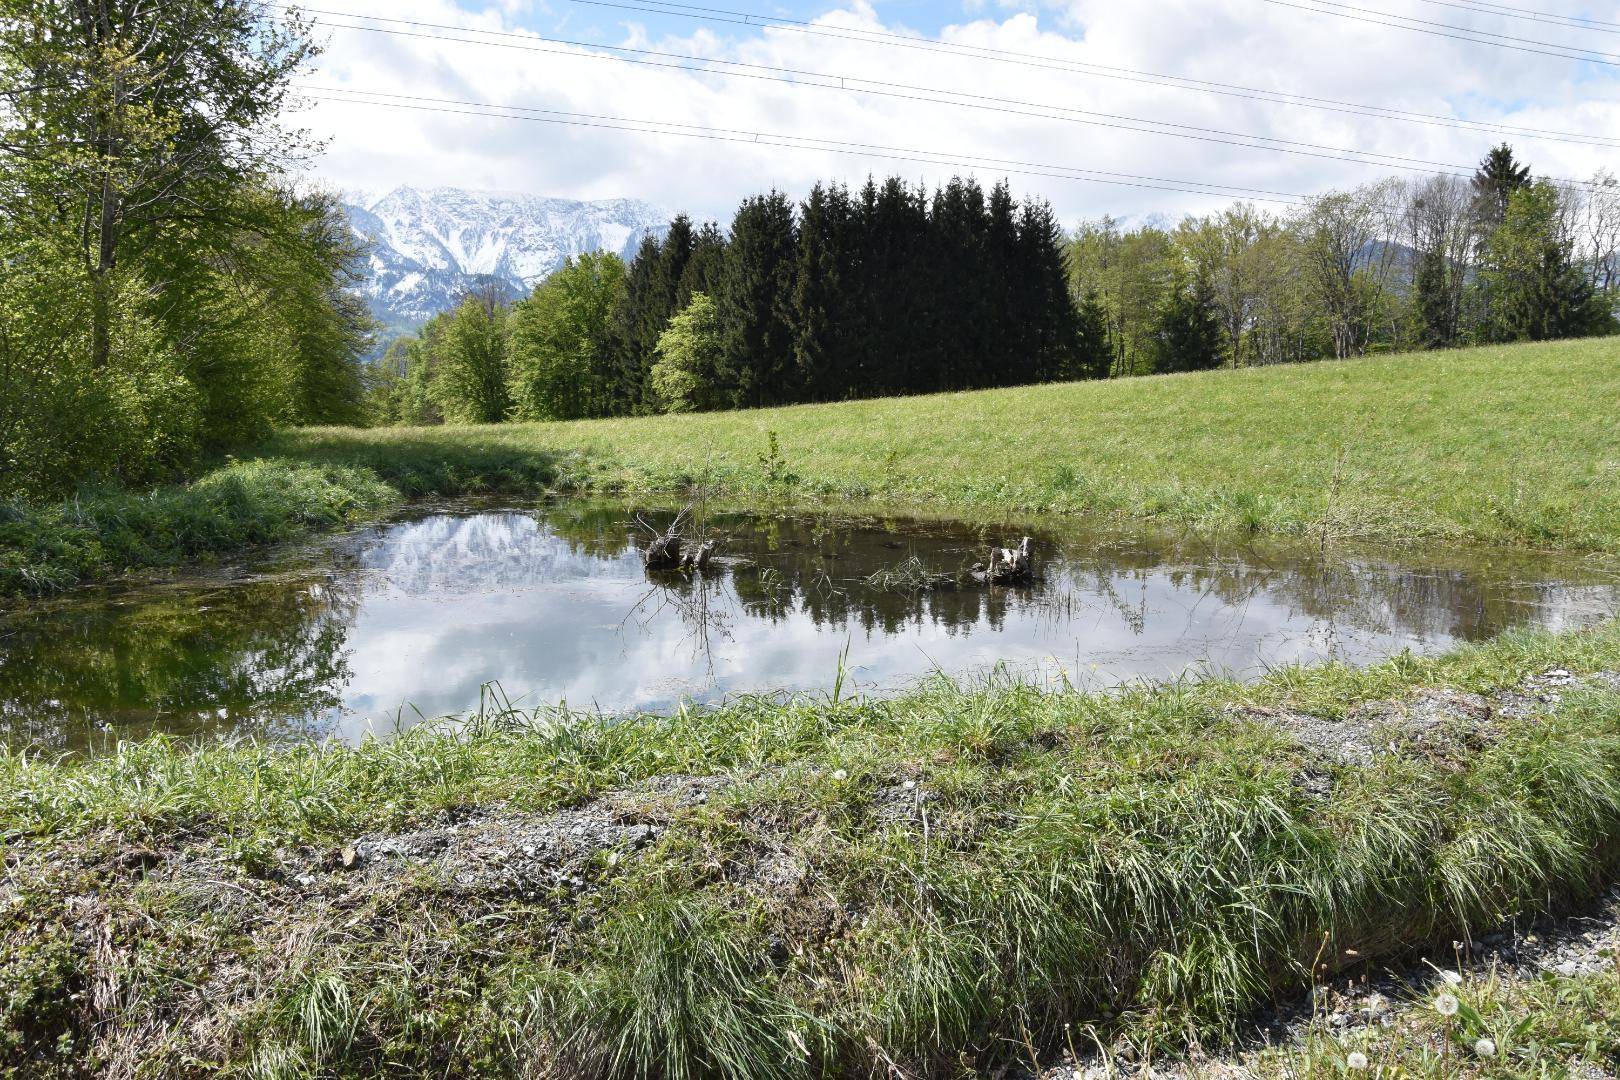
left=270, top=338, right=1620, bottom=552
left=5, top=622, right=1620, bottom=1076
left=3, top=338, right=1614, bottom=594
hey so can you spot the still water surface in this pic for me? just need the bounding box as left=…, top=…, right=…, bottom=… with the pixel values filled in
left=2, top=499, right=1616, bottom=749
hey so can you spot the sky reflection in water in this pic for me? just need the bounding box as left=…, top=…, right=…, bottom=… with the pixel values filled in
left=2, top=500, right=1616, bottom=750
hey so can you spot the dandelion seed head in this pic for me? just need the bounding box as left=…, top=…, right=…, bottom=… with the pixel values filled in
left=1434, top=992, right=1460, bottom=1017
left=1473, top=1038, right=1496, bottom=1058
left=1346, top=1051, right=1369, bottom=1071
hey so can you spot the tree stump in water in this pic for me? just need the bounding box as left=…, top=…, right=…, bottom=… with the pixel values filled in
left=984, top=537, right=1034, bottom=585
left=682, top=539, right=718, bottom=572
left=644, top=530, right=683, bottom=571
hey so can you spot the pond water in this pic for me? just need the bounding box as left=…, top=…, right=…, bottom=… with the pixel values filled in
left=2, top=499, right=1617, bottom=750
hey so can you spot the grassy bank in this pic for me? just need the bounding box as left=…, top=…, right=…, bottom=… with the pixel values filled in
left=4, top=338, right=1615, bottom=594
left=6, top=622, right=1620, bottom=1076
left=270, top=338, right=1620, bottom=552
left=0, top=459, right=396, bottom=595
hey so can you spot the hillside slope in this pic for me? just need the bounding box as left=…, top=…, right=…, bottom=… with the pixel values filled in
left=274, top=337, right=1620, bottom=552
left=345, top=186, right=669, bottom=333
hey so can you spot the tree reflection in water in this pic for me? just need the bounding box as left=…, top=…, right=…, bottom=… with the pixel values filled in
left=2, top=499, right=1616, bottom=751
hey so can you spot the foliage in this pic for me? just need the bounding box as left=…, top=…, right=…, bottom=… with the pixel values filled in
left=0, top=459, right=394, bottom=594
left=1482, top=181, right=1617, bottom=343
left=651, top=293, right=725, bottom=413
left=1150, top=269, right=1225, bottom=373
left=0, top=235, right=201, bottom=498
left=378, top=175, right=1101, bottom=424
left=434, top=290, right=512, bottom=424
left=1070, top=148, right=1619, bottom=369
left=509, top=252, right=628, bottom=421
left=0, top=0, right=372, bottom=497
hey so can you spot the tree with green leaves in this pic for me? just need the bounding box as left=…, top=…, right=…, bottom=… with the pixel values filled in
left=0, top=0, right=317, bottom=372
left=434, top=288, right=511, bottom=424
left=1482, top=181, right=1614, bottom=342
left=509, top=252, right=626, bottom=421
left=651, top=292, right=725, bottom=413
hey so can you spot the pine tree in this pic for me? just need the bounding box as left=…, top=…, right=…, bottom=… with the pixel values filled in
left=1472, top=144, right=1532, bottom=231
left=926, top=177, right=990, bottom=391
left=985, top=181, right=1028, bottom=385
left=606, top=234, right=665, bottom=413
left=853, top=177, right=930, bottom=395
left=790, top=182, right=860, bottom=400
left=715, top=191, right=798, bottom=408
left=1414, top=249, right=1455, bottom=349
left=1484, top=181, right=1614, bottom=341
left=1151, top=271, right=1224, bottom=373
left=1074, top=289, right=1113, bottom=380
left=678, top=222, right=727, bottom=304
left=1018, top=198, right=1095, bottom=381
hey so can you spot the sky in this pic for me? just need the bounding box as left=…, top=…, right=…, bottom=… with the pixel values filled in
left=295, top=0, right=1620, bottom=224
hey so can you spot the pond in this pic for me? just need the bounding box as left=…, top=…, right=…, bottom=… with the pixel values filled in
left=2, top=499, right=1617, bottom=750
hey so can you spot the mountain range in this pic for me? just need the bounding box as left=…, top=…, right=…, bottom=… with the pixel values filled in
left=343, top=186, right=670, bottom=338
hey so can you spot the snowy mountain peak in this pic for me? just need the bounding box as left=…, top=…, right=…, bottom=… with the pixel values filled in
left=345, top=186, right=670, bottom=337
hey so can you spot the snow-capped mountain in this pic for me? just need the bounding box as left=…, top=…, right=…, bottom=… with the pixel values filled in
left=345, top=186, right=669, bottom=336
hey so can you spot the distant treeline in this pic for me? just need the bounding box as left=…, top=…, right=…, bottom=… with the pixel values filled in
left=1071, top=145, right=1619, bottom=375
left=370, top=177, right=1103, bottom=424
left=374, top=147, right=1618, bottom=427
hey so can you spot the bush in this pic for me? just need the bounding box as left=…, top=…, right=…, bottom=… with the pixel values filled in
left=0, top=240, right=203, bottom=499
left=0, top=459, right=395, bottom=594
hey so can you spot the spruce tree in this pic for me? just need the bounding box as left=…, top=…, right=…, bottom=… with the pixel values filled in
left=926, top=177, right=990, bottom=391
left=606, top=234, right=664, bottom=413
left=678, top=222, right=728, bottom=305
left=715, top=191, right=798, bottom=408
left=1074, top=289, right=1113, bottom=380
left=1472, top=144, right=1532, bottom=230
left=1484, top=181, right=1614, bottom=341
left=985, top=181, right=1029, bottom=385
left=1414, top=249, right=1456, bottom=349
left=1018, top=198, right=1094, bottom=381
left=790, top=182, right=861, bottom=400
left=1151, top=271, right=1224, bottom=373
left=853, top=177, right=930, bottom=395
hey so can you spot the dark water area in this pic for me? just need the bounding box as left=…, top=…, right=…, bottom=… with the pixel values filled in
left=2, top=499, right=1617, bottom=750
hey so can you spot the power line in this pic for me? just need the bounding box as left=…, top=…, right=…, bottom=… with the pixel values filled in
left=301, top=85, right=1317, bottom=205
left=1411, top=0, right=1620, bottom=33
left=304, top=86, right=1620, bottom=216
left=555, top=0, right=1620, bottom=147
left=1415, top=0, right=1620, bottom=31
left=288, top=0, right=1620, bottom=150
left=1259, top=0, right=1620, bottom=64
left=293, top=9, right=1618, bottom=188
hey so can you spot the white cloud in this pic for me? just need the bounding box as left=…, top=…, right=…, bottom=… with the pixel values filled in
left=297, top=0, right=1620, bottom=224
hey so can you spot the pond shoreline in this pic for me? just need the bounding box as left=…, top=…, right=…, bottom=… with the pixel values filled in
left=6, top=622, right=1620, bottom=1075
left=7, top=497, right=1617, bottom=753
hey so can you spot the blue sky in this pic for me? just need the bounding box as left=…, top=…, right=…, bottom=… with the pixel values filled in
left=301, top=0, right=1620, bottom=223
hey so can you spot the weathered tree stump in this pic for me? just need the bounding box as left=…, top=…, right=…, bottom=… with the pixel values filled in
left=682, top=539, right=718, bottom=572
left=983, top=537, right=1034, bottom=585
left=644, top=530, right=683, bottom=570
left=640, top=507, right=718, bottom=573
